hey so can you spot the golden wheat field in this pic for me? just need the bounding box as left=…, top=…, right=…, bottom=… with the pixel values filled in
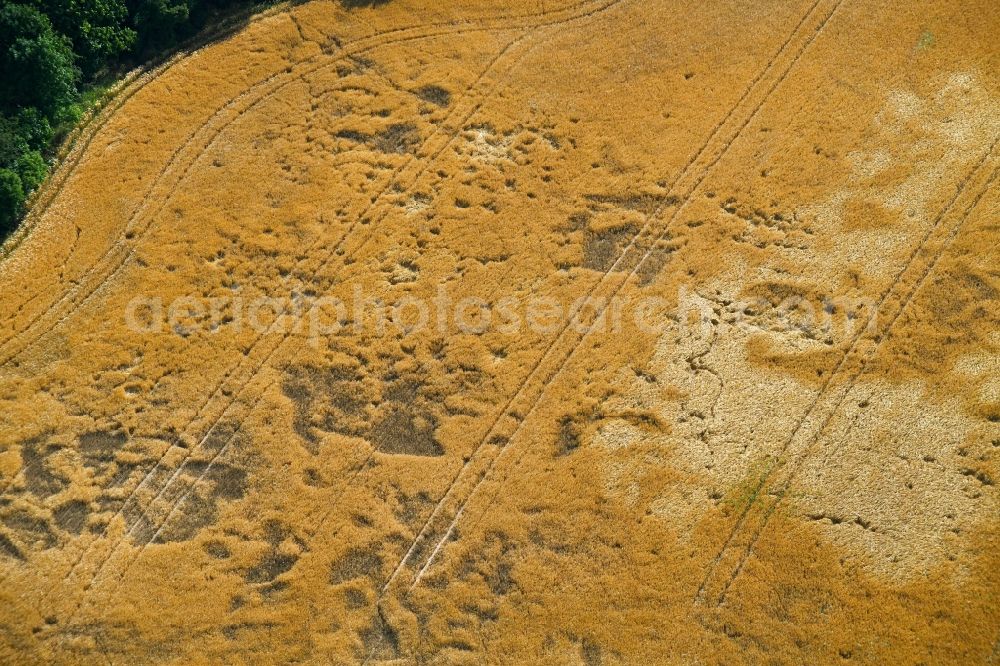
left=0, top=0, right=998, bottom=662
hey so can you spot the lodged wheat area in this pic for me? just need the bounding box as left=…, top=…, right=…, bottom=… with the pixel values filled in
left=0, top=0, right=998, bottom=663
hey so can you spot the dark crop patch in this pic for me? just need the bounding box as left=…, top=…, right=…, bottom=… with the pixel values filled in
left=374, top=123, right=419, bottom=154
left=582, top=223, right=639, bottom=272
left=414, top=84, right=451, bottom=107
left=369, top=408, right=443, bottom=456
left=329, top=546, right=383, bottom=585
left=245, top=552, right=299, bottom=584
left=19, top=437, right=67, bottom=499
left=52, top=500, right=89, bottom=535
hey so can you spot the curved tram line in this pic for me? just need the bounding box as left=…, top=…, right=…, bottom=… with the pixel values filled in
left=28, top=0, right=627, bottom=626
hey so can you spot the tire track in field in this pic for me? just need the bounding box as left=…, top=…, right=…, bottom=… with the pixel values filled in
left=122, top=0, right=633, bottom=636
left=43, top=0, right=627, bottom=625
left=274, top=0, right=650, bottom=593
left=96, top=0, right=629, bottom=588
left=53, top=0, right=619, bottom=622
left=0, top=0, right=606, bottom=366
left=85, top=0, right=623, bottom=575
left=41, top=29, right=525, bottom=615
left=0, top=0, right=613, bottom=501
left=379, top=0, right=845, bottom=598
left=694, top=141, right=999, bottom=608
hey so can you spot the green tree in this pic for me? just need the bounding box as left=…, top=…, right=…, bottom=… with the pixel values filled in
left=0, top=4, right=79, bottom=119
left=0, top=169, right=25, bottom=236
left=30, top=0, right=136, bottom=76
left=13, top=107, right=53, bottom=150
left=15, top=150, right=48, bottom=193
left=0, top=117, right=30, bottom=168
left=128, top=0, right=191, bottom=53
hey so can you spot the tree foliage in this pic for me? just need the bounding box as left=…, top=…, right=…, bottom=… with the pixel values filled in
left=0, top=169, right=25, bottom=236
left=30, top=0, right=137, bottom=76
left=0, top=4, right=79, bottom=119
left=129, top=0, right=191, bottom=52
